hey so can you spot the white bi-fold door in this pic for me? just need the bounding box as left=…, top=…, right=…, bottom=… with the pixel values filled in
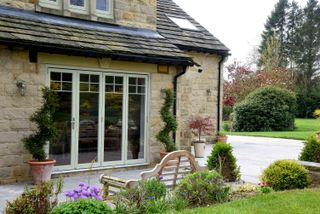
left=48, top=68, right=148, bottom=170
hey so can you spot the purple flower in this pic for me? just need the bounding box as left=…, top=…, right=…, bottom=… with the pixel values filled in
left=159, top=176, right=163, bottom=180
left=95, top=196, right=103, bottom=201
left=65, top=191, right=75, bottom=197
left=79, top=182, right=86, bottom=187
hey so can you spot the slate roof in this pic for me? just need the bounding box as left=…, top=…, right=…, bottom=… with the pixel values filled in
left=157, top=0, right=230, bottom=56
left=0, top=0, right=230, bottom=65
left=0, top=6, right=192, bottom=65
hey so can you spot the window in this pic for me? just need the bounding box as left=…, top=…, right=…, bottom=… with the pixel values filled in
left=39, top=0, right=61, bottom=9
left=168, top=16, right=198, bottom=31
left=69, top=0, right=88, bottom=14
left=95, top=0, right=113, bottom=18
left=39, top=0, right=113, bottom=19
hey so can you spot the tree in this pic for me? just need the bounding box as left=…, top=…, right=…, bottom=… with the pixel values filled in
left=223, top=60, right=295, bottom=107
left=260, top=33, right=283, bottom=71
left=259, top=0, right=289, bottom=67
left=286, top=1, right=303, bottom=68
left=295, top=0, right=320, bottom=117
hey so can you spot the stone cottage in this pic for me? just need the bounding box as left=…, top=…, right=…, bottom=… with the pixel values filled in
left=0, top=0, right=229, bottom=183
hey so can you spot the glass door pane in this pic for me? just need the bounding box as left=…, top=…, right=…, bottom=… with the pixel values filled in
left=127, top=77, right=146, bottom=160
left=104, top=75, right=123, bottom=162
left=49, top=72, right=73, bottom=166
left=78, top=74, right=100, bottom=164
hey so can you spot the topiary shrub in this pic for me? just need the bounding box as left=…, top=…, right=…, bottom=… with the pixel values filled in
left=156, top=88, right=178, bottom=152
left=50, top=199, right=112, bottom=214
left=232, top=86, right=296, bottom=132
left=261, top=160, right=310, bottom=191
left=299, top=136, right=320, bottom=163
left=207, top=143, right=240, bottom=182
left=175, top=171, right=230, bottom=206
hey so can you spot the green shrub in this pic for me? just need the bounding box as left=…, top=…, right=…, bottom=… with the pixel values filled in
left=156, top=88, right=178, bottom=152
left=207, top=143, right=240, bottom=182
left=299, top=136, right=320, bottom=163
left=233, top=86, right=296, bottom=132
left=175, top=171, right=230, bottom=206
left=223, top=123, right=231, bottom=132
left=261, top=160, right=310, bottom=191
left=50, top=199, right=112, bottom=214
left=223, top=106, right=233, bottom=121
left=6, top=179, right=63, bottom=214
left=114, top=178, right=167, bottom=213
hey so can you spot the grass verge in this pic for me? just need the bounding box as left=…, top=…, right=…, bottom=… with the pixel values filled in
left=222, top=119, right=320, bottom=140
left=175, top=188, right=320, bottom=214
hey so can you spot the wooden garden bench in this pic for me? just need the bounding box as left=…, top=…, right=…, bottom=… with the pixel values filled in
left=100, top=150, right=207, bottom=197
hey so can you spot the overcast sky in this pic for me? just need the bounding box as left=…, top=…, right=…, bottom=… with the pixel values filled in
left=173, top=0, right=307, bottom=65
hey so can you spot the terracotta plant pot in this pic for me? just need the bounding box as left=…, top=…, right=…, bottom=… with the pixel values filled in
left=216, top=135, right=228, bottom=143
left=28, top=160, right=56, bottom=184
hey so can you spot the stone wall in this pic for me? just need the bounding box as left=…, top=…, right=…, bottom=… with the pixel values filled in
left=0, top=0, right=157, bottom=30
left=0, top=45, right=44, bottom=184
left=176, top=52, right=221, bottom=150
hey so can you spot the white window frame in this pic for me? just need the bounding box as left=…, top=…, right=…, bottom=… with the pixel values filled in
left=46, top=66, right=149, bottom=172
left=95, top=0, right=114, bottom=19
left=39, top=0, right=62, bottom=10
left=68, top=0, right=89, bottom=14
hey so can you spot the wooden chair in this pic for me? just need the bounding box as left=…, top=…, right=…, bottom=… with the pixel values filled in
left=100, top=150, right=207, bottom=197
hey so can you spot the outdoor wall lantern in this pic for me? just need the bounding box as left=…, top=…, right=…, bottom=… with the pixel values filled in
left=16, top=80, right=26, bottom=96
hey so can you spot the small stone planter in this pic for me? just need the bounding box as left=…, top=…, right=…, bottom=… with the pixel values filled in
left=298, top=161, right=320, bottom=187
left=193, top=141, right=206, bottom=158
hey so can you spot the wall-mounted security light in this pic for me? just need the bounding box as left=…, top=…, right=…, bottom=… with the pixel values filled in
left=16, top=80, right=26, bottom=96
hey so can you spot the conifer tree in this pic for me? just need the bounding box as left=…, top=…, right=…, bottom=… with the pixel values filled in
left=259, top=0, right=289, bottom=67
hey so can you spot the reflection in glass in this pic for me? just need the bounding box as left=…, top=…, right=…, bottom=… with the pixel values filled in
left=104, top=93, right=123, bottom=162
left=50, top=73, right=72, bottom=166
left=127, top=77, right=146, bottom=160
left=78, top=74, right=99, bottom=164
left=70, top=0, right=84, bottom=7
left=97, top=0, right=109, bottom=11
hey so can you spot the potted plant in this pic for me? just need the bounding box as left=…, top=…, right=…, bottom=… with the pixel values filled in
left=216, top=132, right=228, bottom=143
left=156, top=88, right=178, bottom=159
left=188, top=116, right=213, bottom=158
left=23, top=87, right=59, bottom=184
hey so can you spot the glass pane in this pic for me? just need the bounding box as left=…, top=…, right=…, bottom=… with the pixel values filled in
left=137, top=86, right=145, bottom=94
left=129, top=86, right=136, bottom=94
left=106, top=76, right=114, bottom=84
left=105, top=84, right=113, bottom=93
left=91, top=75, right=99, bottom=83
left=115, top=76, right=123, bottom=84
left=78, top=93, right=99, bottom=164
left=97, top=0, right=109, bottom=11
left=50, top=81, right=61, bottom=91
left=49, top=91, right=72, bottom=166
left=80, top=74, right=89, bottom=82
left=115, top=85, right=123, bottom=93
left=104, top=93, right=123, bottom=162
left=62, top=83, right=72, bottom=91
left=80, top=83, right=89, bottom=91
left=129, top=78, right=136, bottom=85
left=51, top=72, right=61, bottom=81
left=62, top=73, right=72, bottom=82
left=90, top=84, right=99, bottom=92
left=127, top=94, right=145, bottom=160
left=70, top=0, right=84, bottom=7
left=138, top=78, right=145, bottom=86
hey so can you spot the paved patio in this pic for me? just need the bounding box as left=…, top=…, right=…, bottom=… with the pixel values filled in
left=0, top=136, right=304, bottom=211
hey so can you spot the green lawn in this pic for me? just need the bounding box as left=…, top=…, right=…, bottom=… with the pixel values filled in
left=176, top=189, right=320, bottom=214
left=222, top=118, right=320, bottom=140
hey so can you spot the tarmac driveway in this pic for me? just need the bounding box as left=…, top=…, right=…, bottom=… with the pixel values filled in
left=197, top=135, right=304, bottom=183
